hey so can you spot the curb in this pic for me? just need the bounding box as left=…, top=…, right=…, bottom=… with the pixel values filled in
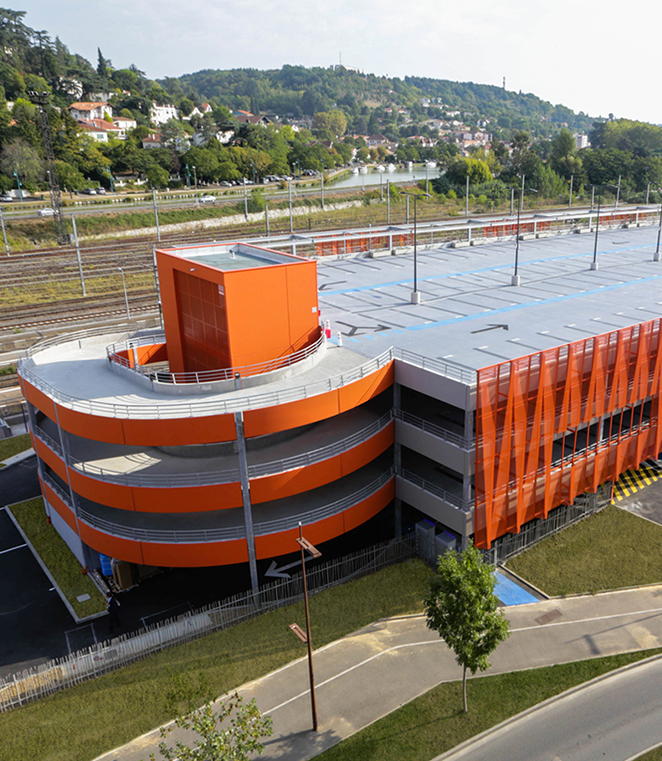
left=430, top=652, right=662, bottom=760
left=3, top=505, right=107, bottom=624
left=1, top=447, right=34, bottom=468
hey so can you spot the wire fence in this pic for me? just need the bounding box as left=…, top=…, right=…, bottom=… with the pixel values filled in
left=478, top=484, right=613, bottom=566
left=0, top=535, right=416, bottom=713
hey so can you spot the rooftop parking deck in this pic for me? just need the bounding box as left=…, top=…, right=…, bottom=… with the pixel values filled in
left=318, top=225, right=662, bottom=369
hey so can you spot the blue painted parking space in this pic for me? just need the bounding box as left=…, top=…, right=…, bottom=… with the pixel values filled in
left=494, top=570, right=539, bottom=606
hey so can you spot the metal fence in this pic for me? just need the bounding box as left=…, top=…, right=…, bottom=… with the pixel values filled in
left=0, top=535, right=416, bottom=713
left=478, top=484, right=613, bottom=565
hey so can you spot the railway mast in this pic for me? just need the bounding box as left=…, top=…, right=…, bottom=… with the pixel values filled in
left=28, top=90, right=68, bottom=245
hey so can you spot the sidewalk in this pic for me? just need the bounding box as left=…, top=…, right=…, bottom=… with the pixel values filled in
left=95, top=584, right=662, bottom=761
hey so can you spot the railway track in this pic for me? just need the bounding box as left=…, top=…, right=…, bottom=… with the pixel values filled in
left=0, top=291, right=158, bottom=331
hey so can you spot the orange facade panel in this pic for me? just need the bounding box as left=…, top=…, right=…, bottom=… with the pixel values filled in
left=41, top=477, right=78, bottom=533
left=78, top=523, right=146, bottom=565
left=249, top=421, right=394, bottom=504
left=475, top=319, right=662, bottom=548
left=244, top=362, right=394, bottom=438
left=140, top=538, right=249, bottom=567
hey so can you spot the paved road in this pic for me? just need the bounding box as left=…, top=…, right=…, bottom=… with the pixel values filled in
left=435, top=655, right=662, bottom=761
left=96, top=585, right=662, bottom=761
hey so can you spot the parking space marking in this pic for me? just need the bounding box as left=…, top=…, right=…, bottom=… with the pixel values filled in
left=0, top=543, right=27, bottom=555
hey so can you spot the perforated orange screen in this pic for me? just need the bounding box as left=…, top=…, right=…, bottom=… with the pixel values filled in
left=475, top=318, right=662, bottom=548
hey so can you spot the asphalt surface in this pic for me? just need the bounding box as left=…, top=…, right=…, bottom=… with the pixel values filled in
left=0, top=457, right=409, bottom=679
left=616, top=472, right=662, bottom=527
left=435, top=656, right=662, bottom=761
left=95, top=585, right=662, bottom=761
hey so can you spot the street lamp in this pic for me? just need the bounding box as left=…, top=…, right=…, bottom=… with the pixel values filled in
left=654, top=199, right=662, bottom=262
left=185, top=164, right=191, bottom=189
left=511, top=184, right=537, bottom=286
left=192, top=165, right=198, bottom=204
left=264, top=201, right=270, bottom=238
left=117, top=267, right=130, bottom=320
left=13, top=171, right=22, bottom=202
left=587, top=184, right=617, bottom=271
left=401, top=190, right=432, bottom=303
left=289, top=523, right=322, bottom=732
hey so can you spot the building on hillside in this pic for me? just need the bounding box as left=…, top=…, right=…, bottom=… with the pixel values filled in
left=141, top=132, right=163, bottom=149
left=18, top=220, right=662, bottom=586
left=68, top=101, right=112, bottom=121
left=150, top=104, right=179, bottom=125
left=76, top=118, right=122, bottom=142
left=233, top=110, right=271, bottom=126
left=113, top=116, right=137, bottom=137
left=575, top=133, right=589, bottom=150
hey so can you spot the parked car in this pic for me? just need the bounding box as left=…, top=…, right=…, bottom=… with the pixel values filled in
left=0, top=195, right=12, bottom=202
left=199, top=195, right=215, bottom=203
left=38, top=207, right=55, bottom=217
left=81, top=188, right=97, bottom=195
left=96, top=188, right=106, bottom=195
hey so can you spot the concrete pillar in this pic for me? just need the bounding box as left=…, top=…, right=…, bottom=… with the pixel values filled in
left=235, top=411, right=259, bottom=591
left=52, top=403, right=84, bottom=540
left=393, top=382, right=402, bottom=539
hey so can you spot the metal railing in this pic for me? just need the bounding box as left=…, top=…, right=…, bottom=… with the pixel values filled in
left=395, top=409, right=473, bottom=449
left=107, top=329, right=326, bottom=385
left=45, top=413, right=394, bottom=488
left=0, top=535, right=416, bottom=712
left=45, top=469, right=394, bottom=544
left=393, top=348, right=477, bottom=386
left=19, top=348, right=395, bottom=420
left=397, top=466, right=471, bottom=512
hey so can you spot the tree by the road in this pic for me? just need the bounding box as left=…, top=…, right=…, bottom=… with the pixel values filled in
left=154, top=674, right=272, bottom=761
left=424, top=542, right=510, bottom=713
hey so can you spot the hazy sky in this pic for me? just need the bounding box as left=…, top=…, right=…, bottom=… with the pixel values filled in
left=15, top=0, right=661, bottom=125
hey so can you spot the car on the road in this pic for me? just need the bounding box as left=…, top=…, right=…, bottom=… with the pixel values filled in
left=81, top=188, right=97, bottom=195
left=0, top=194, right=12, bottom=202
left=38, top=207, right=55, bottom=217
left=199, top=195, right=216, bottom=203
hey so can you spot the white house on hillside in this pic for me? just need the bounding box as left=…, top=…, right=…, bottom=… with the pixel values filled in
left=150, top=104, right=179, bottom=125
left=68, top=102, right=112, bottom=121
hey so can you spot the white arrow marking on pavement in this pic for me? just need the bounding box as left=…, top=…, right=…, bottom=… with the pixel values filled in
left=264, top=555, right=313, bottom=579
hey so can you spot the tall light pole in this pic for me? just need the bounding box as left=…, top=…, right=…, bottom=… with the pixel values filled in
left=511, top=184, right=537, bottom=286
left=655, top=199, right=662, bottom=262
left=13, top=171, right=23, bottom=202
left=265, top=201, right=270, bottom=238
left=0, top=207, right=10, bottom=256
left=289, top=523, right=322, bottom=732
left=587, top=184, right=617, bottom=271
left=117, top=267, right=130, bottom=320
left=402, top=190, right=431, bottom=304
left=152, top=188, right=161, bottom=242
left=192, top=165, right=198, bottom=205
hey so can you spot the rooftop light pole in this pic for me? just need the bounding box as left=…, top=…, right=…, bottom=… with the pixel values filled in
left=511, top=180, right=537, bottom=286
left=117, top=267, right=130, bottom=320
left=587, top=184, right=617, bottom=270
left=289, top=523, right=322, bottom=732
left=655, top=197, right=662, bottom=262
left=401, top=189, right=432, bottom=304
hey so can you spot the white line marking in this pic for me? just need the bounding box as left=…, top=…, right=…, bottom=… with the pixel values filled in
left=0, top=543, right=27, bottom=555
left=264, top=606, right=662, bottom=715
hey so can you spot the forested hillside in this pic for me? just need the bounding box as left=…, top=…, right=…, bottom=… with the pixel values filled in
left=0, top=6, right=660, bottom=209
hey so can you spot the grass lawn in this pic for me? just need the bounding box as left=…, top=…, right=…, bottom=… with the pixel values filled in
left=315, top=650, right=662, bottom=761
left=0, top=433, right=32, bottom=467
left=507, top=504, right=662, bottom=596
left=0, top=559, right=431, bottom=761
left=9, top=498, right=106, bottom=618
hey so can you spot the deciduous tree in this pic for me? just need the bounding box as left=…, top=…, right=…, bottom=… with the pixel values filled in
left=424, top=542, right=510, bottom=713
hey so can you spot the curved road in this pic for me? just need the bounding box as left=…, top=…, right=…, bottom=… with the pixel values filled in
left=436, top=656, right=662, bottom=761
